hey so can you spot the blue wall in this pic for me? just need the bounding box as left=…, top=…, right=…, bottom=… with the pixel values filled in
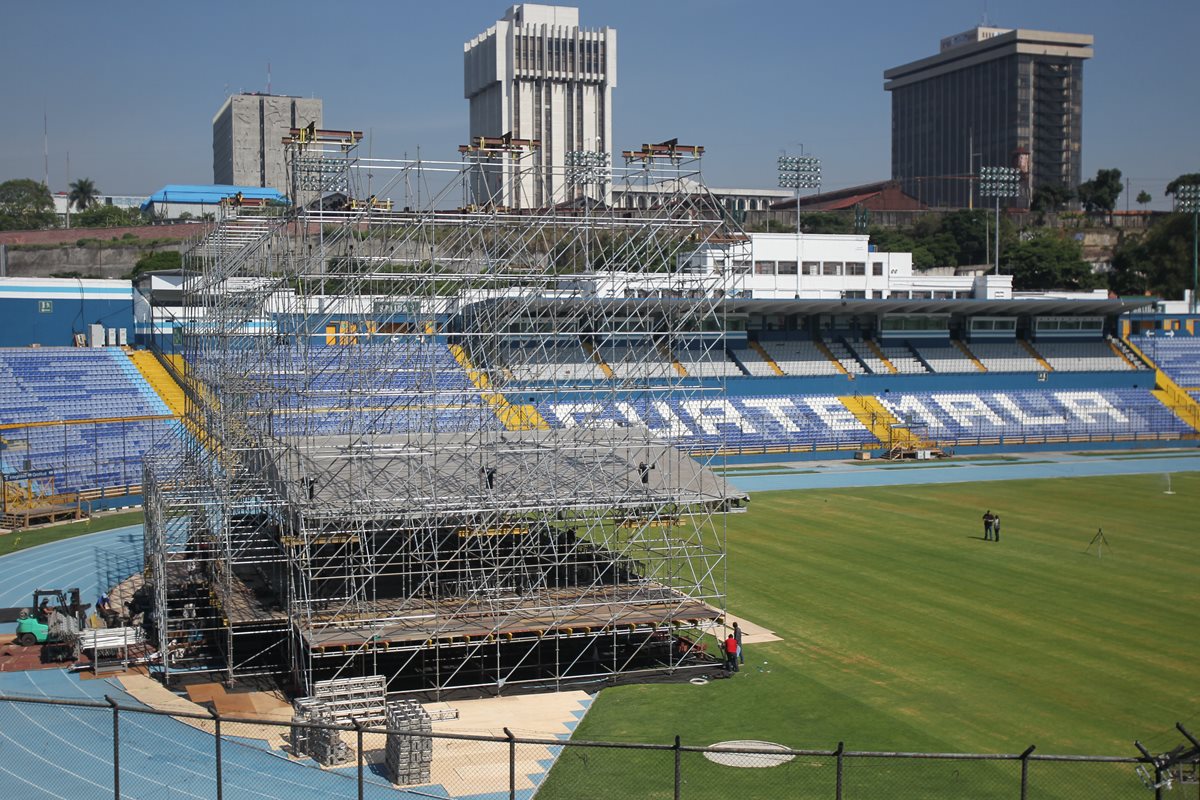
left=0, top=293, right=133, bottom=347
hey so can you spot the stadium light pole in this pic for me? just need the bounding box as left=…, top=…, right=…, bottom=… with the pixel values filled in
left=1175, top=184, right=1200, bottom=313
left=778, top=155, right=821, bottom=235
left=567, top=150, right=610, bottom=271
left=978, top=166, right=1021, bottom=274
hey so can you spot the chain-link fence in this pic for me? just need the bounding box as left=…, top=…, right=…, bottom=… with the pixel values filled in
left=0, top=693, right=1190, bottom=799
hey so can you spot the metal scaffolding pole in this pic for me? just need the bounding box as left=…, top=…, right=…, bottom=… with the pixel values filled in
left=143, top=134, right=747, bottom=695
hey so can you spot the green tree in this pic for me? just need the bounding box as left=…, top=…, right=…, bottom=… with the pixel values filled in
left=1031, top=183, right=1075, bottom=213
left=1136, top=190, right=1152, bottom=207
left=1076, top=168, right=1123, bottom=214
left=75, top=204, right=143, bottom=228
left=939, top=210, right=990, bottom=265
left=1005, top=230, right=1098, bottom=291
left=797, top=212, right=853, bottom=234
left=68, top=177, right=100, bottom=211
left=130, top=249, right=182, bottom=278
left=0, top=178, right=57, bottom=230
left=1164, top=173, right=1200, bottom=198
left=1110, top=213, right=1196, bottom=297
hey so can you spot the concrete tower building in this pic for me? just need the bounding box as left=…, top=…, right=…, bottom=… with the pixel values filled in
left=464, top=4, right=617, bottom=208
left=884, top=27, right=1093, bottom=209
left=213, top=93, right=323, bottom=196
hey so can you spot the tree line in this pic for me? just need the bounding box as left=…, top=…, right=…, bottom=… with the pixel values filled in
left=751, top=168, right=1200, bottom=296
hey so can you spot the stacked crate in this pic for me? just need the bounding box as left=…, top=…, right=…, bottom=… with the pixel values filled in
left=384, top=700, right=433, bottom=785
left=290, top=698, right=351, bottom=766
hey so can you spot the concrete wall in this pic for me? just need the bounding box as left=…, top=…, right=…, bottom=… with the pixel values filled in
left=2, top=244, right=181, bottom=280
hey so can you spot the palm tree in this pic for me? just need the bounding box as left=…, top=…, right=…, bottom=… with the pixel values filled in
left=68, top=178, right=100, bottom=211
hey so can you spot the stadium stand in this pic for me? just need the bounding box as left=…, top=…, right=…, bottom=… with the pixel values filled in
left=0, top=348, right=169, bottom=424
left=878, top=344, right=929, bottom=374
left=913, top=343, right=981, bottom=373
left=537, top=388, right=1189, bottom=453
left=727, top=344, right=779, bottom=376
left=674, top=343, right=745, bottom=378
left=1132, top=335, right=1200, bottom=386
left=965, top=343, right=1044, bottom=372
left=758, top=339, right=851, bottom=376
left=0, top=349, right=179, bottom=497
left=1034, top=341, right=1139, bottom=372
left=877, top=389, right=1189, bottom=442
left=495, top=339, right=608, bottom=383
left=593, top=339, right=677, bottom=380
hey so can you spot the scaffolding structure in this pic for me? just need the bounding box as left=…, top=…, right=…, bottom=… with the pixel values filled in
left=143, top=132, right=747, bottom=696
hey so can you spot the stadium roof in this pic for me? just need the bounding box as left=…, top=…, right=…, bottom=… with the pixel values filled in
left=466, top=296, right=1156, bottom=320
left=141, top=184, right=287, bottom=209
left=722, top=297, right=1157, bottom=317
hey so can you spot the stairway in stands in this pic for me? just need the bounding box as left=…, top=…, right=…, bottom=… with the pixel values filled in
left=840, top=395, right=938, bottom=453
left=127, top=351, right=186, bottom=417
left=448, top=343, right=550, bottom=431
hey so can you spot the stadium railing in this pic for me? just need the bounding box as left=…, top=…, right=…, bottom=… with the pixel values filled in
left=0, top=692, right=1181, bottom=800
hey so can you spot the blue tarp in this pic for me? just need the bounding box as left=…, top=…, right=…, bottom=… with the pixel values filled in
left=141, top=184, right=287, bottom=210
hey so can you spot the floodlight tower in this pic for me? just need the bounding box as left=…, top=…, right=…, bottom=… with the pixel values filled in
left=778, top=155, right=821, bottom=234
left=1175, top=184, right=1200, bottom=313
left=978, top=166, right=1021, bottom=273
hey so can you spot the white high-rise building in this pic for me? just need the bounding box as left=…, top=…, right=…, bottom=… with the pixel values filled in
left=464, top=4, right=616, bottom=208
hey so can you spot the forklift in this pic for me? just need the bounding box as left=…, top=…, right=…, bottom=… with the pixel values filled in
left=14, top=588, right=89, bottom=662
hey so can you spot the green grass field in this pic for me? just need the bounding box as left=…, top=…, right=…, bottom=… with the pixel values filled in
left=0, top=510, right=144, bottom=557
left=539, top=472, right=1200, bottom=798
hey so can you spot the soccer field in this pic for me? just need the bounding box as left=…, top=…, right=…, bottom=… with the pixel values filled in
left=540, top=472, right=1200, bottom=797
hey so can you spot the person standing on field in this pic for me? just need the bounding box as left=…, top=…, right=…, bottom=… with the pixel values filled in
left=733, top=621, right=744, bottom=665
left=724, top=633, right=739, bottom=673
left=992, top=514, right=1001, bottom=542
left=982, top=510, right=995, bottom=541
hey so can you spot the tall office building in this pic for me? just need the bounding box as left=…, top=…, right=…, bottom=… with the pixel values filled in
left=884, top=27, right=1093, bottom=209
left=213, top=93, right=323, bottom=197
left=464, top=4, right=616, bottom=208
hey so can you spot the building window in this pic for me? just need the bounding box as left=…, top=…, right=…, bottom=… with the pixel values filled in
left=844, top=291, right=866, bottom=299
left=731, top=261, right=752, bottom=274
left=777, top=261, right=798, bottom=275
left=802, top=261, right=820, bottom=275
left=822, top=262, right=842, bottom=276
left=754, top=260, right=775, bottom=275
left=872, top=262, right=884, bottom=276
left=846, top=262, right=866, bottom=276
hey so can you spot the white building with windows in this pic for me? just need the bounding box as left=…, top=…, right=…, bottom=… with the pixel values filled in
left=683, top=232, right=1013, bottom=301
left=464, top=4, right=616, bottom=208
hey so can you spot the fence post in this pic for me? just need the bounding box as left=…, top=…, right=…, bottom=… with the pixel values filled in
left=209, top=706, right=223, bottom=800
left=834, top=741, right=844, bottom=800
left=105, top=695, right=120, bottom=800
left=504, top=727, right=516, bottom=800
left=674, top=735, right=682, bottom=800
left=355, top=719, right=365, bottom=800
left=1019, top=744, right=1034, bottom=800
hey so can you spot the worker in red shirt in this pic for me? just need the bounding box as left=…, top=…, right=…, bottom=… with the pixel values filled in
left=724, top=632, right=739, bottom=673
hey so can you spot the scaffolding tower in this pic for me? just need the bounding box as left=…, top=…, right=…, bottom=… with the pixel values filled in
left=143, top=132, right=747, bottom=696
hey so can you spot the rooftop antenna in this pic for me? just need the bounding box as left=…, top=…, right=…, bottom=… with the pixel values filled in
left=982, top=0, right=990, bottom=26
left=42, top=102, right=49, bottom=188
left=267, top=62, right=272, bottom=95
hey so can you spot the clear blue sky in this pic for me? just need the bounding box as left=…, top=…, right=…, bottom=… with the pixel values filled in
left=3, top=0, right=1195, bottom=209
